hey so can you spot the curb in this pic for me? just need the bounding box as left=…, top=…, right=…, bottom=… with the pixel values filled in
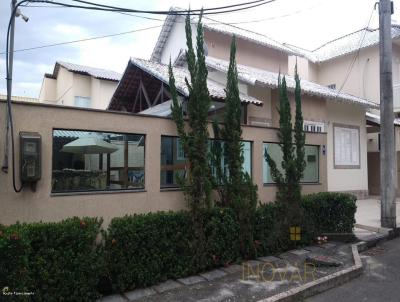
left=256, top=243, right=364, bottom=302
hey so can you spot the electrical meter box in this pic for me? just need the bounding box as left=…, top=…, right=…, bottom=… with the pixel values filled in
left=20, top=132, right=41, bottom=183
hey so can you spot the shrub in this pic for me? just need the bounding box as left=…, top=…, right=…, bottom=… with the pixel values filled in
left=203, top=208, right=240, bottom=268
left=105, top=211, right=195, bottom=292
left=0, top=218, right=103, bottom=302
left=105, top=208, right=241, bottom=292
left=254, top=192, right=357, bottom=256
left=302, top=192, right=357, bottom=240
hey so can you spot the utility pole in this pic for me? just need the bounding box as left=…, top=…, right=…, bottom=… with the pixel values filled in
left=379, top=0, right=397, bottom=228
left=2, top=0, right=28, bottom=173
left=1, top=0, right=16, bottom=173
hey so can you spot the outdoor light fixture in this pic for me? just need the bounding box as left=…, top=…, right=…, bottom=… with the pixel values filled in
left=15, top=8, right=29, bottom=22
left=322, top=145, right=326, bottom=155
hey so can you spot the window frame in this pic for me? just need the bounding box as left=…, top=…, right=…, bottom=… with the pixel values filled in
left=51, top=128, right=146, bottom=194
left=160, top=135, right=254, bottom=189
left=333, top=123, right=361, bottom=169
left=262, top=141, right=320, bottom=185
left=74, top=96, right=91, bottom=108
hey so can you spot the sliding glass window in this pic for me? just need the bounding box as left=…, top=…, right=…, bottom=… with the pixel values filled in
left=263, top=143, right=319, bottom=184
left=52, top=129, right=145, bottom=193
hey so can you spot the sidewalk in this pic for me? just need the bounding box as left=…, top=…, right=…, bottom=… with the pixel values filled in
left=99, top=242, right=357, bottom=302
left=356, top=197, right=400, bottom=228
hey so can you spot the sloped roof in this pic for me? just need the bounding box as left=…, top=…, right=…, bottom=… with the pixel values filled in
left=129, top=57, right=262, bottom=105
left=311, top=26, right=400, bottom=63
left=206, top=56, right=378, bottom=109
left=202, top=19, right=296, bottom=55
left=45, top=61, right=122, bottom=82
left=150, top=7, right=296, bottom=62
left=366, top=112, right=400, bottom=126
left=285, top=26, right=400, bottom=63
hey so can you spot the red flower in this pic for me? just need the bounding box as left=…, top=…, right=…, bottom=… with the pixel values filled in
left=10, top=233, right=19, bottom=241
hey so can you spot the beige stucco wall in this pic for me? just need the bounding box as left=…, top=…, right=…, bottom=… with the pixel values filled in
left=205, top=31, right=288, bottom=73
left=288, top=56, right=318, bottom=82
left=55, top=66, right=74, bottom=105
left=326, top=101, right=368, bottom=193
left=39, top=66, right=118, bottom=109
left=0, top=101, right=326, bottom=225
left=270, top=89, right=327, bottom=128
left=39, top=78, right=57, bottom=103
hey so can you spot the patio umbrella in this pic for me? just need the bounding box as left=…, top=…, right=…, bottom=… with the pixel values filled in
left=60, top=137, right=118, bottom=154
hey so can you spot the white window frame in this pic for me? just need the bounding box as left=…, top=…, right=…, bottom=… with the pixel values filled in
left=74, top=96, right=91, bottom=108
left=304, top=121, right=325, bottom=133
left=333, top=124, right=360, bottom=169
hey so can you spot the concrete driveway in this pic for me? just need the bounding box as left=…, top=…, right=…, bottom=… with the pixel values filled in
left=356, top=197, right=400, bottom=228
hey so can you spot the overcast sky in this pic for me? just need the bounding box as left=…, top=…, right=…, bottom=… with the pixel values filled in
left=1, top=0, right=399, bottom=98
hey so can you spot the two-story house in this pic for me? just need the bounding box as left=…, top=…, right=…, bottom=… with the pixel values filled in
left=39, top=61, right=121, bottom=109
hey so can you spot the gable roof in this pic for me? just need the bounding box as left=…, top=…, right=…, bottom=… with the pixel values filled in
left=131, top=57, right=262, bottom=105
left=285, top=25, right=400, bottom=63
left=150, top=7, right=296, bottom=62
left=205, top=56, right=378, bottom=109
left=109, top=57, right=262, bottom=111
left=45, top=61, right=122, bottom=82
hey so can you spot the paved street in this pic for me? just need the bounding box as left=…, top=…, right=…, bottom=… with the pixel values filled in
left=307, top=237, right=400, bottom=302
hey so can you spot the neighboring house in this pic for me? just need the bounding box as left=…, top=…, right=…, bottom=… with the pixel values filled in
left=39, top=61, right=121, bottom=109
left=133, top=9, right=378, bottom=198
left=284, top=26, right=400, bottom=196
left=108, top=54, right=377, bottom=198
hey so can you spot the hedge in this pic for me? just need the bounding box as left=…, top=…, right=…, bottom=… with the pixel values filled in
left=0, top=217, right=104, bottom=302
left=105, top=208, right=240, bottom=292
left=0, top=192, right=356, bottom=299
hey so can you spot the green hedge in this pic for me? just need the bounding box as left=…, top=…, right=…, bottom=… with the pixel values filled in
left=0, top=217, right=104, bottom=302
left=105, top=208, right=240, bottom=292
left=302, top=192, right=357, bottom=237
left=254, top=192, right=357, bottom=255
left=0, top=192, right=357, bottom=299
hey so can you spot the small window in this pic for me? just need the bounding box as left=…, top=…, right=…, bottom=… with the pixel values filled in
left=304, top=121, right=325, bottom=133
left=52, top=129, right=145, bottom=193
left=74, top=96, right=91, bottom=108
left=263, top=143, right=319, bottom=183
left=334, top=124, right=360, bottom=168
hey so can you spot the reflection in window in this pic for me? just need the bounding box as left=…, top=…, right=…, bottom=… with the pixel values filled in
left=263, top=143, right=319, bottom=184
left=160, top=136, right=186, bottom=188
left=52, top=129, right=145, bottom=193
left=160, top=136, right=252, bottom=188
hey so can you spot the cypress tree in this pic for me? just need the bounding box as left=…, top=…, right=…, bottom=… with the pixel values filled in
left=169, top=11, right=212, bottom=270
left=265, top=65, right=306, bottom=227
left=213, top=36, right=258, bottom=258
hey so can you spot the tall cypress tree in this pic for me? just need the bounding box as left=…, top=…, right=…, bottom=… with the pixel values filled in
left=223, top=36, right=246, bottom=202
left=169, top=11, right=212, bottom=270
left=212, top=36, right=258, bottom=259
left=265, top=66, right=305, bottom=226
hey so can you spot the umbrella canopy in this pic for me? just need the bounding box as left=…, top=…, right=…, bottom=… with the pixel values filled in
left=60, top=137, right=119, bottom=154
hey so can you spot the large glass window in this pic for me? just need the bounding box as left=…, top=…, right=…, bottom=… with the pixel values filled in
left=263, top=143, right=319, bottom=184
left=160, top=136, right=252, bottom=188
left=52, top=129, right=145, bottom=193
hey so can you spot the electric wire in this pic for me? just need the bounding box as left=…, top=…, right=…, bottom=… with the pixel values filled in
left=336, top=6, right=375, bottom=95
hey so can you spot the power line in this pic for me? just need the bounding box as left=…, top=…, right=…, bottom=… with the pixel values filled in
left=0, top=24, right=163, bottom=55
left=336, top=6, right=375, bottom=95
left=28, top=0, right=276, bottom=16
